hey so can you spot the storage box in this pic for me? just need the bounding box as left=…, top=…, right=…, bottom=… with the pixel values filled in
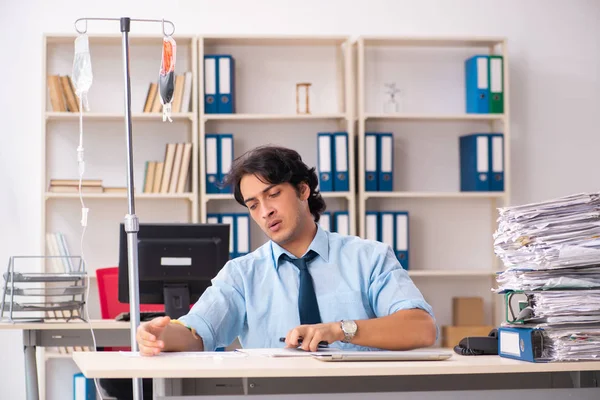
left=441, top=325, right=495, bottom=348
left=452, top=297, right=484, bottom=326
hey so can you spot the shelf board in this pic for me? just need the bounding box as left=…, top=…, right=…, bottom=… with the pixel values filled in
left=361, top=36, right=505, bottom=48
left=364, top=191, right=505, bottom=200
left=363, top=113, right=505, bottom=122
left=203, top=113, right=347, bottom=121
left=45, top=193, right=194, bottom=200
left=204, top=192, right=352, bottom=202
left=204, top=193, right=236, bottom=202
left=202, top=35, right=349, bottom=47
left=408, top=269, right=497, bottom=277
left=46, top=33, right=196, bottom=46
left=45, top=112, right=194, bottom=121
left=320, top=192, right=352, bottom=200
left=44, top=352, right=74, bottom=360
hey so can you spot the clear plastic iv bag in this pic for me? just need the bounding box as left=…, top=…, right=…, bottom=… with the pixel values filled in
left=159, top=35, right=176, bottom=121
left=72, top=34, right=93, bottom=111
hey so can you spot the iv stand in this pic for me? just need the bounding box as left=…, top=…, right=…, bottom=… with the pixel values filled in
left=74, top=17, right=175, bottom=400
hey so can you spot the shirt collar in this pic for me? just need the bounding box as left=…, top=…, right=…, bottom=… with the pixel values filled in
left=271, top=223, right=330, bottom=269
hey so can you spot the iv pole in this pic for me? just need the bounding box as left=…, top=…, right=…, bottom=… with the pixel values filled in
left=74, top=17, right=175, bottom=400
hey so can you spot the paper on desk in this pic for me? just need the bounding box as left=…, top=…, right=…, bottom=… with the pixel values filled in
left=235, top=348, right=342, bottom=358
left=119, top=351, right=247, bottom=358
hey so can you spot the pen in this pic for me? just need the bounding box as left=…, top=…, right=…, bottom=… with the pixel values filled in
left=279, top=337, right=328, bottom=348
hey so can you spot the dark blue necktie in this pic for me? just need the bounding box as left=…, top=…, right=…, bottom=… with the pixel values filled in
left=282, top=251, right=321, bottom=325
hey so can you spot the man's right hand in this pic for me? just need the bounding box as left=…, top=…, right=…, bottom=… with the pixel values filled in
left=136, top=316, right=171, bottom=356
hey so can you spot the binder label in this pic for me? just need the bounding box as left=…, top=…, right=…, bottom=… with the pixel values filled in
left=205, top=58, right=216, bottom=95
left=381, top=135, right=393, bottom=172
left=335, top=134, right=348, bottom=172
left=396, top=214, right=408, bottom=251
left=366, top=135, right=377, bottom=172
left=492, top=136, right=503, bottom=172
left=219, top=57, right=231, bottom=95
left=366, top=214, right=378, bottom=241
left=477, top=57, right=488, bottom=89
left=381, top=213, right=394, bottom=248
left=206, top=137, right=218, bottom=175
left=221, top=137, right=233, bottom=176
left=476, top=136, right=489, bottom=174
left=490, top=57, right=503, bottom=93
left=222, top=216, right=235, bottom=253
left=318, top=135, right=332, bottom=173
left=237, top=216, right=249, bottom=254
left=499, top=330, right=520, bottom=356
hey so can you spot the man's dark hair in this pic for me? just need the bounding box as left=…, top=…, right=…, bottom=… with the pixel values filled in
left=221, top=145, right=326, bottom=222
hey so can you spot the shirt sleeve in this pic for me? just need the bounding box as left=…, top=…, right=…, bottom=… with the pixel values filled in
left=368, top=243, right=435, bottom=321
left=177, top=260, right=246, bottom=351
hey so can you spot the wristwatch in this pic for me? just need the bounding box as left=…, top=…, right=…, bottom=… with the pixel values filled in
left=340, top=320, right=358, bottom=343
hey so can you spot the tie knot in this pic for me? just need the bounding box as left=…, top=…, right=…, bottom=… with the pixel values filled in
left=282, top=251, right=317, bottom=271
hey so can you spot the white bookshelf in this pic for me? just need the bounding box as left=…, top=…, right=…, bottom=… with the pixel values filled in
left=41, top=33, right=199, bottom=400
left=197, top=34, right=356, bottom=255
left=355, top=36, right=510, bottom=331
left=45, top=112, right=195, bottom=121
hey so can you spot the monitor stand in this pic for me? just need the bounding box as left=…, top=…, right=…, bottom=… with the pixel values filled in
left=163, top=283, right=190, bottom=319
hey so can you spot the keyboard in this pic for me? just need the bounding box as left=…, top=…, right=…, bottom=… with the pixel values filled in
left=115, top=311, right=166, bottom=322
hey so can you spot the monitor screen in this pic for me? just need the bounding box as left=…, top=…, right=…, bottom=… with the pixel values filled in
left=118, top=222, right=230, bottom=318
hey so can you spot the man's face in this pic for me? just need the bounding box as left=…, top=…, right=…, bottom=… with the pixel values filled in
left=240, top=174, right=309, bottom=245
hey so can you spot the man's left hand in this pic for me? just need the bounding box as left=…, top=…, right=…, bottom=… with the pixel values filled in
left=284, top=322, right=344, bottom=352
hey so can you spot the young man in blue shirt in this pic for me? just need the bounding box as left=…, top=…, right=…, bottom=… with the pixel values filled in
left=136, top=145, right=436, bottom=355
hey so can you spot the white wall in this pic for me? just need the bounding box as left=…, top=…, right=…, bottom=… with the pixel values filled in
left=2, top=0, right=600, bottom=398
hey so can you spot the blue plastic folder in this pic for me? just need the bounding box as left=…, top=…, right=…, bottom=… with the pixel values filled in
left=465, top=55, right=490, bottom=113
left=393, top=211, right=409, bottom=270
left=204, top=55, right=218, bottom=114
left=317, top=133, right=333, bottom=192
left=218, top=134, right=234, bottom=193
left=73, top=373, right=96, bottom=400
left=217, top=55, right=235, bottom=113
left=332, top=132, right=349, bottom=191
left=377, top=133, right=394, bottom=191
left=364, top=133, right=379, bottom=191
left=459, top=133, right=490, bottom=191
left=498, top=326, right=546, bottom=363
left=205, top=134, right=220, bottom=193
left=488, top=133, right=504, bottom=191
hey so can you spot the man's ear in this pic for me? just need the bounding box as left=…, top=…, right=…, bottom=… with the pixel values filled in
left=299, top=182, right=310, bottom=201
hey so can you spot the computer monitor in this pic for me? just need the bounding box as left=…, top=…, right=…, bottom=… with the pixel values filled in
left=118, top=223, right=230, bottom=319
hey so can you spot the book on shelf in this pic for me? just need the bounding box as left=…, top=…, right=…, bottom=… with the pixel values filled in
left=47, top=74, right=79, bottom=112
left=142, top=71, right=192, bottom=113
left=48, top=179, right=104, bottom=193
left=143, top=142, right=192, bottom=194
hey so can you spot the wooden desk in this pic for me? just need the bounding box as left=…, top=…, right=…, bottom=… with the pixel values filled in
left=72, top=351, right=600, bottom=398
left=0, top=320, right=130, bottom=400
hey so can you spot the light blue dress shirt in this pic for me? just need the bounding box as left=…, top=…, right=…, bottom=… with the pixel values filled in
left=179, top=224, right=435, bottom=351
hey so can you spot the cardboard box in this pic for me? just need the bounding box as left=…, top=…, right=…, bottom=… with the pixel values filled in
left=452, top=297, right=484, bottom=326
left=441, top=325, right=495, bottom=348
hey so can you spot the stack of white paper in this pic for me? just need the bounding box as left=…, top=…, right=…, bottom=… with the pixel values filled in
left=494, top=192, right=600, bottom=360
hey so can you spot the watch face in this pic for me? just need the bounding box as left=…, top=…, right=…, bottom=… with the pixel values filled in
left=342, top=320, right=357, bottom=335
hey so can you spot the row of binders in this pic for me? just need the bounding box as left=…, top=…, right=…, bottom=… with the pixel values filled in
left=204, top=54, right=236, bottom=114
left=143, top=143, right=193, bottom=194
left=205, top=134, right=234, bottom=194
left=465, top=55, right=504, bottom=114
left=207, top=213, right=250, bottom=259
left=317, top=132, right=349, bottom=192
left=459, top=133, right=504, bottom=192
left=366, top=211, right=409, bottom=270
left=365, top=132, right=394, bottom=191
left=318, top=211, right=350, bottom=236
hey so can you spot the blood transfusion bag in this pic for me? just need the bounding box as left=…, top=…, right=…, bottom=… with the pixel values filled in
left=159, top=35, right=176, bottom=121
left=72, top=34, right=93, bottom=111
